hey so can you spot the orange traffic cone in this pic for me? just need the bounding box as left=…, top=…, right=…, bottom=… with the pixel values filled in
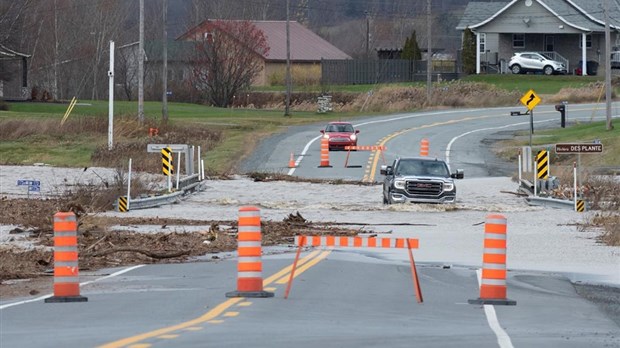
left=289, top=152, right=296, bottom=168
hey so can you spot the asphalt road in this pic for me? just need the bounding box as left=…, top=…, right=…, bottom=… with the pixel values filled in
left=2, top=103, right=619, bottom=348
left=1, top=250, right=618, bottom=348
left=242, top=102, right=620, bottom=180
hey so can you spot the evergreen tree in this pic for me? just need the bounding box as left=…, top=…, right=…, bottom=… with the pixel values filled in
left=402, top=36, right=412, bottom=59
left=462, top=27, right=477, bottom=74
left=402, top=31, right=422, bottom=60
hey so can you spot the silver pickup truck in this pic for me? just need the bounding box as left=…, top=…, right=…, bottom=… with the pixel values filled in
left=381, top=157, right=464, bottom=204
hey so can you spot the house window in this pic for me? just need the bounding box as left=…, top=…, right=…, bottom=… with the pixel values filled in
left=204, top=32, right=215, bottom=43
left=513, top=34, right=525, bottom=48
left=479, top=33, right=486, bottom=52
left=579, top=34, right=592, bottom=48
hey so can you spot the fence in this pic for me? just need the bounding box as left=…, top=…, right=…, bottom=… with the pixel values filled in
left=321, top=59, right=458, bottom=85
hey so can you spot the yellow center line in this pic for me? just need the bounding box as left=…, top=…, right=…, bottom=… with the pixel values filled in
left=223, top=312, right=239, bottom=317
left=275, top=250, right=332, bottom=284
left=367, top=115, right=491, bottom=181
left=98, top=249, right=325, bottom=348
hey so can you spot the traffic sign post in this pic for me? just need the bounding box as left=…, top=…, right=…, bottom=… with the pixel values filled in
left=556, top=143, right=603, bottom=212
left=520, top=89, right=541, bottom=149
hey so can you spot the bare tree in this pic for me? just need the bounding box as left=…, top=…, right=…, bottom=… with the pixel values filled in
left=189, top=20, right=269, bottom=107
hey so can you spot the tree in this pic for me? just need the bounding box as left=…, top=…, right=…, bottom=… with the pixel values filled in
left=190, top=20, right=269, bottom=107
left=461, top=27, right=476, bottom=74
left=401, top=30, right=421, bottom=60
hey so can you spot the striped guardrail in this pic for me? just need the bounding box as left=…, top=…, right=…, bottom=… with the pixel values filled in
left=115, top=174, right=203, bottom=211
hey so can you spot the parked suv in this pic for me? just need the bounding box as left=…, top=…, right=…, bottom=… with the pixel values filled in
left=381, top=157, right=464, bottom=204
left=508, top=52, right=567, bottom=75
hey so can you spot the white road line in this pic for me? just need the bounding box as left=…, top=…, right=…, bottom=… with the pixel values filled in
left=476, top=269, right=514, bottom=348
left=0, top=265, right=144, bottom=310
left=288, top=109, right=484, bottom=175
left=445, top=114, right=620, bottom=167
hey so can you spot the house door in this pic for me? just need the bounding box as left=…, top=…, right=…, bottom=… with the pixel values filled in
left=545, top=35, right=554, bottom=51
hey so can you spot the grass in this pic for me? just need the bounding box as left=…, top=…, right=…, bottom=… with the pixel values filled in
left=494, top=119, right=619, bottom=170
left=462, top=74, right=603, bottom=94
left=532, top=120, right=620, bottom=167
left=0, top=100, right=365, bottom=173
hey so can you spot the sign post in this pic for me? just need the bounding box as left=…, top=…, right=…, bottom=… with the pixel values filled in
left=555, top=143, right=603, bottom=212
left=520, top=89, right=541, bottom=149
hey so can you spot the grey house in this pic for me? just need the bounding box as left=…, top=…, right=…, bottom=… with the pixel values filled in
left=457, top=0, right=620, bottom=75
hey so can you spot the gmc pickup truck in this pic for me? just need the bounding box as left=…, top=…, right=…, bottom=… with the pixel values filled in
left=381, top=157, right=464, bottom=204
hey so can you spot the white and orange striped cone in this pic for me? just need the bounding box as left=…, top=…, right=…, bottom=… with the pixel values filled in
left=468, top=214, right=516, bottom=305
left=288, top=152, right=296, bottom=168
left=226, top=206, right=274, bottom=298
left=45, top=212, right=88, bottom=303
left=420, top=138, right=429, bottom=157
left=318, top=137, right=332, bottom=168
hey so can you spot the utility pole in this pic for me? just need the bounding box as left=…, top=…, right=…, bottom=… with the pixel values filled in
left=53, top=0, right=59, bottom=101
left=604, top=0, right=614, bottom=130
left=426, top=0, right=432, bottom=103
left=365, top=11, right=370, bottom=58
left=284, top=0, right=292, bottom=117
left=162, top=0, right=169, bottom=123
left=138, top=0, right=145, bottom=123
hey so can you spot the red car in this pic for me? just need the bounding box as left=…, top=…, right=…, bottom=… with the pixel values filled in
left=320, top=122, right=359, bottom=150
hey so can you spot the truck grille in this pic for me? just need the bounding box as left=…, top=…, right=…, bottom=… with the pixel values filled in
left=405, top=180, right=442, bottom=196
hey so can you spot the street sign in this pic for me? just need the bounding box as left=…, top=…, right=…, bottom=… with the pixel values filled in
left=147, top=144, right=188, bottom=153
left=28, top=185, right=41, bottom=192
left=555, top=143, right=603, bottom=154
left=520, top=89, right=541, bottom=111
left=17, top=180, right=40, bottom=186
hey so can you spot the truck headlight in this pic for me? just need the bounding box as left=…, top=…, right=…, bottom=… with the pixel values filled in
left=443, top=182, right=454, bottom=191
left=394, top=180, right=405, bottom=189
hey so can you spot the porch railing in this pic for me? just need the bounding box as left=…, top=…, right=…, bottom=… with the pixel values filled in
left=541, top=51, right=569, bottom=70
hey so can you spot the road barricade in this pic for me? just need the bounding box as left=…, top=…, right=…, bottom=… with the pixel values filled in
left=468, top=214, right=516, bottom=306
left=285, top=235, right=422, bottom=303
left=226, top=206, right=274, bottom=298
left=343, top=145, right=386, bottom=168
left=420, top=138, right=429, bottom=156
left=318, top=137, right=332, bottom=168
left=45, top=212, right=88, bottom=303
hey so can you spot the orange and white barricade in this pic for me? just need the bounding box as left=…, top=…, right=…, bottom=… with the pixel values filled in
left=468, top=214, right=516, bottom=305
left=318, top=137, right=332, bottom=168
left=343, top=145, right=386, bottom=168
left=226, top=206, right=274, bottom=298
left=45, top=212, right=88, bottom=303
left=420, top=138, right=429, bottom=156
left=286, top=235, right=422, bottom=303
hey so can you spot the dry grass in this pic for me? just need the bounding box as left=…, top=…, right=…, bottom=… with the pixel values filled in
left=336, top=81, right=521, bottom=112
left=546, top=81, right=615, bottom=104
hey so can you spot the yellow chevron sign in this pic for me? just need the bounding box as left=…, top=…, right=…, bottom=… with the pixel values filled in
left=161, top=147, right=174, bottom=176
left=536, top=150, right=549, bottom=179
left=576, top=200, right=586, bottom=212
left=118, top=196, right=128, bottom=212
left=520, top=89, right=541, bottom=111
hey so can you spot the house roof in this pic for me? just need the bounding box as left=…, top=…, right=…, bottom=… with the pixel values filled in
left=456, top=0, right=613, bottom=32
left=456, top=2, right=508, bottom=30
left=179, top=20, right=351, bottom=62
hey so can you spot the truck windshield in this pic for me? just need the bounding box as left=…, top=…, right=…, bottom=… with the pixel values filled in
left=396, top=160, right=449, bottom=177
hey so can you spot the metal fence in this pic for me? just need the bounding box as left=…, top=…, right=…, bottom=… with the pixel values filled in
left=321, top=59, right=458, bottom=85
